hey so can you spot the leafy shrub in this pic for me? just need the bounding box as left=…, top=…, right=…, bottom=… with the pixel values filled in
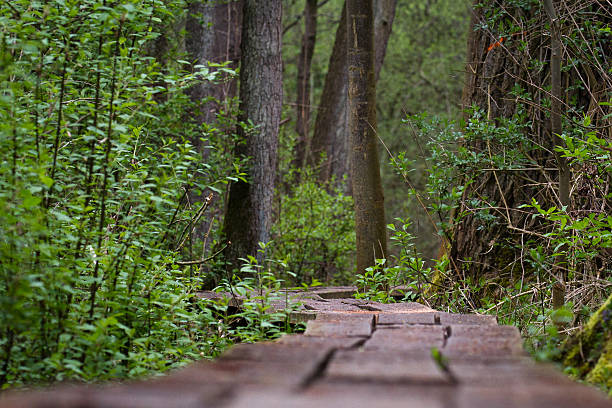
left=216, top=245, right=305, bottom=343
left=397, top=107, right=611, bottom=390
left=271, top=170, right=355, bottom=285
left=0, top=0, right=245, bottom=387
left=354, top=218, right=430, bottom=303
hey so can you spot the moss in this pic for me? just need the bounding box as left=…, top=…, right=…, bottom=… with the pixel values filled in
left=560, top=293, right=612, bottom=390
left=585, top=335, right=611, bottom=390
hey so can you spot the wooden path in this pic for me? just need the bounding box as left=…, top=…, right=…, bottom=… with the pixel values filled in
left=2, top=287, right=611, bottom=407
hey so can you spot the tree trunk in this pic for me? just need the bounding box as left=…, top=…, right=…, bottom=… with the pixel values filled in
left=186, top=0, right=242, bottom=130
left=223, top=0, right=283, bottom=270
left=309, top=0, right=397, bottom=184
left=293, top=0, right=318, bottom=171
left=544, top=0, right=569, bottom=301
left=347, top=0, right=388, bottom=272
left=185, top=0, right=242, bottom=246
left=373, top=0, right=396, bottom=80
left=543, top=0, right=569, bottom=209
left=308, top=4, right=348, bottom=182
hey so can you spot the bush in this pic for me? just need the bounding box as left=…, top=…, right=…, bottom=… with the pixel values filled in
left=271, top=170, right=355, bottom=285
left=0, top=0, right=242, bottom=387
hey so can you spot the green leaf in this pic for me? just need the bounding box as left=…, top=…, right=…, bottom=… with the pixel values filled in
left=550, top=306, right=573, bottom=325
left=51, top=210, right=72, bottom=223
left=39, top=174, right=54, bottom=188
left=22, top=194, right=42, bottom=209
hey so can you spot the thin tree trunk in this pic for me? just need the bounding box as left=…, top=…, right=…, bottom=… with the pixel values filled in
left=223, top=0, right=283, bottom=270
left=309, top=0, right=397, bottom=184
left=373, top=0, right=396, bottom=80
left=543, top=0, right=569, bottom=208
left=347, top=0, right=388, bottom=272
left=293, top=0, right=318, bottom=171
left=544, top=0, right=569, bottom=303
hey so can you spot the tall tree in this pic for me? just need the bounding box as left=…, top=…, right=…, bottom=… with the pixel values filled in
left=308, top=4, right=348, bottom=181
left=347, top=0, right=388, bottom=272
left=293, top=0, right=318, bottom=170
left=185, top=0, right=242, bottom=247
left=309, top=0, right=397, bottom=183
left=544, top=0, right=570, bottom=306
left=223, top=0, right=283, bottom=269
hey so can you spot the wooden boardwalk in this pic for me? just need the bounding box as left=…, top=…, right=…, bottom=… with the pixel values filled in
left=2, top=287, right=611, bottom=407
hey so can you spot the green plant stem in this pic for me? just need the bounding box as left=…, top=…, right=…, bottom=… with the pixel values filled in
left=45, top=40, right=69, bottom=208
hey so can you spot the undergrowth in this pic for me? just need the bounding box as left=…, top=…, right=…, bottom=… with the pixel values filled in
left=380, top=107, right=612, bottom=393
left=0, top=0, right=298, bottom=388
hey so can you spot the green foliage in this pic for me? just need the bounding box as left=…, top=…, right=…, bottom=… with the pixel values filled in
left=0, top=0, right=248, bottom=388
left=398, top=110, right=611, bottom=390
left=279, top=0, right=469, bottom=263
left=393, top=110, right=534, bottom=242
left=271, top=170, right=355, bottom=284
left=354, top=218, right=430, bottom=303
left=354, top=259, right=396, bottom=303
left=217, top=244, right=305, bottom=343
left=378, top=0, right=469, bottom=262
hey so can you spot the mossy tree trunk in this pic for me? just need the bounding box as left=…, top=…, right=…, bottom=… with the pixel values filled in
left=559, top=293, right=612, bottom=392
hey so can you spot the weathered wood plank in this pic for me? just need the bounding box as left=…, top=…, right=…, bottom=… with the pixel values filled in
left=2, top=287, right=610, bottom=408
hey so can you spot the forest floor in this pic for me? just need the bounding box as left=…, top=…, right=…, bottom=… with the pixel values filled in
left=2, top=287, right=611, bottom=408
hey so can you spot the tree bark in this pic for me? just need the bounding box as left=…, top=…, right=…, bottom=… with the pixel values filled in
left=309, top=0, right=397, bottom=184
left=373, top=0, right=396, bottom=80
left=544, top=0, right=569, bottom=299
left=223, top=0, right=283, bottom=270
left=309, top=3, right=348, bottom=181
left=186, top=0, right=242, bottom=129
left=185, top=0, right=242, bottom=246
left=293, top=0, right=318, bottom=171
left=347, top=0, right=388, bottom=272
left=543, top=0, right=569, bottom=208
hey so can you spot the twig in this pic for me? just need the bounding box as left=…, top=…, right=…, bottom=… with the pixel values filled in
left=484, top=287, right=539, bottom=313
left=175, top=244, right=228, bottom=266
left=175, top=193, right=213, bottom=251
